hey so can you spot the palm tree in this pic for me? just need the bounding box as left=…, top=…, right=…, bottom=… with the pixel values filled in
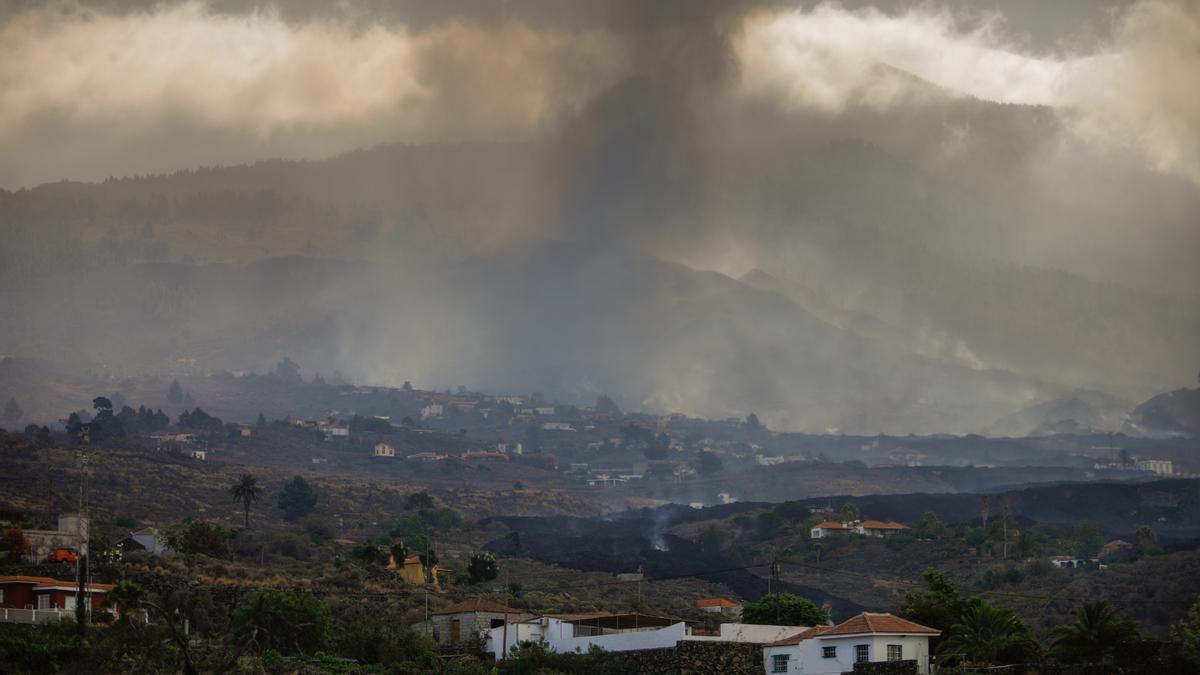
left=104, top=579, right=146, bottom=623
left=1050, top=601, right=1138, bottom=664
left=230, top=474, right=261, bottom=528
left=937, top=601, right=1041, bottom=665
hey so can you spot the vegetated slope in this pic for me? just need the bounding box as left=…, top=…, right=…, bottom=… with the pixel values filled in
left=0, top=439, right=605, bottom=535
left=1127, top=387, right=1200, bottom=437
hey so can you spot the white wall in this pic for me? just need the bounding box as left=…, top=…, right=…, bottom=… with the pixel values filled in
left=485, top=618, right=688, bottom=659
left=484, top=621, right=546, bottom=659
left=552, top=622, right=686, bottom=654
left=691, top=623, right=808, bottom=644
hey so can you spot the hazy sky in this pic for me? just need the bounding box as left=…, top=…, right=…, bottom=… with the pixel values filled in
left=1, top=1, right=1197, bottom=433
left=0, top=0, right=1196, bottom=188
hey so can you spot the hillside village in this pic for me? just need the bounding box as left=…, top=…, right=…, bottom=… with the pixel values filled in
left=1, top=379, right=1198, bottom=673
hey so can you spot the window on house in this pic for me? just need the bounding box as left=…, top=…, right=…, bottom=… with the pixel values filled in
left=491, top=618, right=505, bottom=628
left=0, top=589, right=5, bottom=604
left=37, top=594, right=50, bottom=610
left=64, top=596, right=76, bottom=611
left=822, top=646, right=837, bottom=658
left=887, top=644, right=903, bottom=661
left=771, top=654, right=790, bottom=673
left=855, top=644, right=870, bottom=663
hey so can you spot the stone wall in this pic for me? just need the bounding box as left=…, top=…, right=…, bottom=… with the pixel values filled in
left=609, top=640, right=766, bottom=674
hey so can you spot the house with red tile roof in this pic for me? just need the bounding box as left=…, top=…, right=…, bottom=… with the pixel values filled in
left=855, top=521, right=910, bottom=537
left=811, top=520, right=910, bottom=539
left=761, top=612, right=939, bottom=674
left=0, top=575, right=112, bottom=624
left=809, top=521, right=852, bottom=539
left=696, top=597, right=742, bottom=617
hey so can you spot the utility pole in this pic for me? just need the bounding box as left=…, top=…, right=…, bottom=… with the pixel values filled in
left=1001, top=497, right=1011, bottom=559
left=75, top=450, right=90, bottom=632
left=47, top=477, right=54, bottom=529
left=770, top=560, right=782, bottom=624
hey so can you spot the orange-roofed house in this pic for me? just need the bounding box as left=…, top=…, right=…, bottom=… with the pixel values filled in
left=855, top=521, right=910, bottom=538
left=761, top=612, right=939, bottom=674
left=697, top=597, right=742, bottom=618
left=809, top=521, right=852, bottom=539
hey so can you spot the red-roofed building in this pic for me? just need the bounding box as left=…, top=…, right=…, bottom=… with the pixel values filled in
left=697, top=597, right=742, bottom=618
left=809, top=522, right=851, bottom=539
left=811, top=520, right=910, bottom=539
left=856, top=521, right=910, bottom=538
left=0, top=575, right=112, bottom=624
left=762, top=612, right=939, bottom=674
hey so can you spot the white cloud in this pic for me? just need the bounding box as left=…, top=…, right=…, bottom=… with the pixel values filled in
left=736, top=1, right=1200, bottom=184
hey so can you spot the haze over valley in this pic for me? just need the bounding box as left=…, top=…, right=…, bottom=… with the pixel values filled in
left=1, top=2, right=1199, bottom=673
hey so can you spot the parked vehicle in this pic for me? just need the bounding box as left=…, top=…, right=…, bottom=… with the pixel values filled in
left=46, top=548, right=79, bottom=563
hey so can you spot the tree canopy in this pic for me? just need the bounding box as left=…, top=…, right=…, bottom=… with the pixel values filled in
left=232, top=589, right=330, bottom=655
left=742, top=593, right=828, bottom=627
left=467, top=552, right=498, bottom=584
left=937, top=601, right=1041, bottom=666
left=230, top=474, right=262, bottom=528
left=1050, top=601, right=1138, bottom=664
left=278, top=475, right=318, bottom=521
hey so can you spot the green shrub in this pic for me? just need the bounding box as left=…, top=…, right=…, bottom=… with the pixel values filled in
left=232, top=589, right=331, bottom=655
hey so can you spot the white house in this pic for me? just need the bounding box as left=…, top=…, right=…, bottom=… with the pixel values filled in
left=323, top=425, right=349, bottom=440
left=497, top=442, right=524, bottom=455
left=811, top=520, right=910, bottom=539
left=484, top=613, right=686, bottom=660
left=1048, top=556, right=1095, bottom=569
left=373, top=443, right=396, bottom=458
left=810, top=521, right=852, bottom=539
left=696, top=597, right=743, bottom=619
left=420, top=404, right=444, bottom=420
left=19, top=515, right=89, bottom=560
left=855, top=521, right=910, bottom=537
left=129, top=528, right=171, bottom=555
left=542, top=421, right=574, bottom=431
left=1136, top=459, right=1173, bottom=476
left=762, top=612, right=939, bottom=675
